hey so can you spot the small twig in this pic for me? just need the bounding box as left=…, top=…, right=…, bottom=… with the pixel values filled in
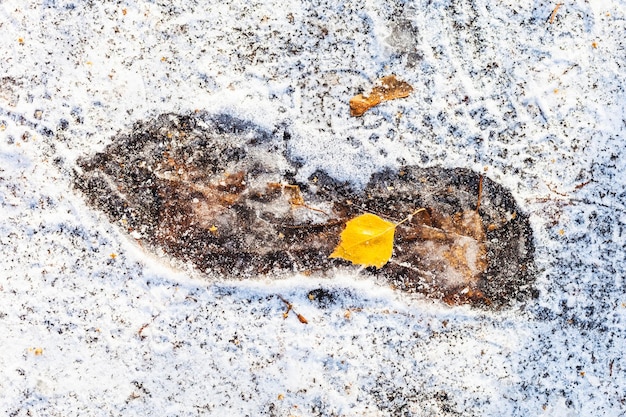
left=548, top=3, right=563, bottom=24
left=476, top=175, right=484, bottom=212
left=294, top=202, right=328, bottom=215
left=277, top=294, right=291, bottom=306
left=138, top=313, right=160, bottom=340
left=545, top=182, right=569, bottom=197
left=277, top=295, right=308, bottom=324
left=278, top=219, right=344, bottom=230
left=574, top=180, right=592, bottom=190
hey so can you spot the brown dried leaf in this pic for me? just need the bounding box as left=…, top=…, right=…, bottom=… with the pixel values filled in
left=401, top=209, right=488, bottom=296
left=350, top=75, right=413, bottom=116
left=439, top=210, right=486, bottom=243
left=440, top=210, right=488, bottom=288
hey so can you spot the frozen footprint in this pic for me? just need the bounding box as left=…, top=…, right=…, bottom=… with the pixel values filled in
left=74, top=112, right=536, bottom=309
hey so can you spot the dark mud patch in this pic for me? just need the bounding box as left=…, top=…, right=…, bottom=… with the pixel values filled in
left=74, top=112, right=536, bottom=309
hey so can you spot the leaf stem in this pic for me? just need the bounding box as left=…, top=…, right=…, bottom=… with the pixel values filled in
left=476, top=175, right=483, bottom=213
left=395, top=208, right=427, bottom=227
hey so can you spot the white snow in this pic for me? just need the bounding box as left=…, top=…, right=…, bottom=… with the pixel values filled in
left=1, top=0, right=625, bottom=415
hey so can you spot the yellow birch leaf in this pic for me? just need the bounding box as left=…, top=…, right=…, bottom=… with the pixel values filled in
left=330, top=213, right=396, bottom=269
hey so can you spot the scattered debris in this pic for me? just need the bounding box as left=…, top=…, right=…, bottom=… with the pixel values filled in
left=548, top=3, right=563, bottom=24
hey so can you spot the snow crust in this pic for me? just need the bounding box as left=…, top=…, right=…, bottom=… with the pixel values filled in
left=1, top=0, right=625, bottom=415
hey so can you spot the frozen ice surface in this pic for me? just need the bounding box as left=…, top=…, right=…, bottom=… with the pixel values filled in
left=73, top=112, right=535, bottom=308
left=1, top=0, right=625, bottom=416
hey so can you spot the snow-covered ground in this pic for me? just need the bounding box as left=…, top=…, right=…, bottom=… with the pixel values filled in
left=1, top=0, right=625, bottom=415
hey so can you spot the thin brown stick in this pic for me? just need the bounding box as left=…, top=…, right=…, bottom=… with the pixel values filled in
left=549, top=3, right=563, bottom=24
left=294, top=202, right=328, bottom=215
left=545, top=182, right=569, bottom=197
left=272, top=183, right=329, bottom=215
left=574, top=180, right=592, bottom=190
left=476, top=175, right=483, bottom=212
left=277, top=295, right=308, bottom=324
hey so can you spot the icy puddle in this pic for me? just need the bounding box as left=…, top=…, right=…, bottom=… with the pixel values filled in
left=74, top=112, right=535, bottom=308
